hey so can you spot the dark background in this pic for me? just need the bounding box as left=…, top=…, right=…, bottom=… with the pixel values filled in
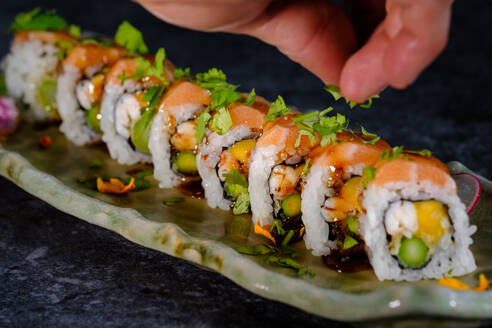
left=0, top=0, right=491, bottom=327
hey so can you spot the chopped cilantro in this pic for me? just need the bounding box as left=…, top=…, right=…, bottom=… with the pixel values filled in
left=54, top=40, right=73, bottom=60
left=265, top=95, right=291, bottom=121
left=316, top=112, right=349, bottom=146
left=174, top=67, right=192, bottom=81
left=302, top=158, right=311, bottom=176
left=267, top=256, right=313, bottom=276
left=244, top=88, right=256, bottom=106
left=293, top=111, right=318, bottom=147
left=236, top=244, right=276, bottom=255
left=360, top=94, right=379, bottom=109
left=223, top=169, right=248, bottom=188
left=234, top=193, right=250, bottom=215
left=0, top=74, right=7, bottom=97
left=211, top=107, right=233, bottom=135
left=117, top=70, right=128, bottom=86
left=210, top=88, right=241, bottom=110
left=10, top=8, right=68, bottom=32
left=390, top=146, right=404, bottom=161
left=68, top=24, right=81, bottom=38
left=78, top=38, right=100, bottom=46
left=89, top=159, right=103, bottom=169
left=324, top=85, right=342, bottom=101
left=360, top=126, right=381, bottom=145
left=343, top=236, right=359, bottom=249
left=129, top=48, right=169, bottom=83
left=134, top=170, right=153, bottom=179
left=163, top=197, right=184, bottom=205
left=114, top=21, right=148, bottom=55
left=270, top=221, right=286, bottom=236
left=407, top=149, right=432, bottom=157
left=195, top=109, right=211, bottom=142
left=362, top=166, right=376, bottom=188
left=142, top=86, right=165, bottom=111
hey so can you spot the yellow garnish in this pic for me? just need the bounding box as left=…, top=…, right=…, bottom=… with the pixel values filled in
left=438, top=274, right=490, bottom=292
left=438, top=277, right=470, bottom=291
left=254, top=218, right=276, bottom=245
left=97, top=177, right=136, bottom=194
left=300, top=226, right=305, bottom=238
left=473, top=274, right=490, bottom=292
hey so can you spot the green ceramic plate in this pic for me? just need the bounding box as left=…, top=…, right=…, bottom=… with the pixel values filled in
left=1, top=123, right=491, bottom=322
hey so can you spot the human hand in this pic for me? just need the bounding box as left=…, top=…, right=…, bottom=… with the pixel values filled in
left=135, top=0, right=453, bottom=103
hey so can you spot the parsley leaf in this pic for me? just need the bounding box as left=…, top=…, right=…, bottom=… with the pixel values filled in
left=10, top=8, right=68, bottom=32
left=115, top=21, right=148, bottom=55
left=362, top=166, right=376, bottom=188
left=195, top=109, right=211, bottom=142
left=265, top=95, right=291, bottom=121
left=211, top=107, right=233, bottom=135
left=244, top=88, right=256, bottom=106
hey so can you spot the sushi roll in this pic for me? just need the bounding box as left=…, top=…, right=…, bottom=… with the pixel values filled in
left=302, top=131, right=390, bottom=257
left=197, top=96, right=270, bottom=212
left=56, top=43, right=127, bottom=145
left=5, top=8, right=78, bottom=122
left=149, top=79, right=212, bottom=188
left=249, top=109, right=320, bottom=227
left=361, top=151, right=476, bottom=281
left=100, top=48, right=174, bottom=165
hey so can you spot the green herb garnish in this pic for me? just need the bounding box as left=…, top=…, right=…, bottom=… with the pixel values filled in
left=343, top=236, right=359, bottom=249
left=129, top=48, right=169, bottom=83
left=89, top=159, right=104, bottom=169
left=316, top=110, right=349, bottom=146
left=0, top=74, right=7, bottom=97
left=360, top=126, right=380, bottom=145
left=211, top=107, right=233, bottom=135
left=302, top=158, right=311, bottom=176
left=236, top=244, right=276, bottom=255
left=362, top=166, right=376, bottom=188
left=10, top=8, right=68, bottom=32
left=174, top=67, right=192, bottom=81
left=324, top=85, right=379, bottom=109
left=406, top=149, right=432, bottom=157
left=267, top=256, right=314, bottom=277
left=223, top=169, right=250, bottom=215
left=54, top=40, right=73, bottom=60
left=244, top=88, right=256, bottom=106
left=265, top=95, right=291, bottom=121
left=142, top=86, right=166, bottom=112
left=163, top=197, right=184, bottom=205
left=114, top=21, right=148, bottom=55
left=68, top=24, right=81, bottom=38
left=324, top=85, right=343, bottom=101
left=195, top=109, right=212, bottom=142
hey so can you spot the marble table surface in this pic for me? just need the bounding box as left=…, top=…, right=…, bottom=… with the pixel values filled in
left=0, top=0, right=491, bottom=327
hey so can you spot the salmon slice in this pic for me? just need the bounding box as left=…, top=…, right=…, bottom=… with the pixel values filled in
left=106, top=56, right=174, bottom=86
left=228, top=97, right=270, bottom=130
left=372, top=153, right=455, bottom=192
left=310, top=131, right=391, bottom=170
left=64, top=44, right=127, bottom=70
left=160, top=80, right=212, bottom=110
left=257, top=114, right=320, bottom=159
left=13, top=31, right=75, bottom=45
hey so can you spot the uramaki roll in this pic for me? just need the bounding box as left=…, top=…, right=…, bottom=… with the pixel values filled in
left=56, top=44, right=127, bottom=145
left=361, top=152, right=476, bottom=281
left=149, top=79, right=212, bottom=188
left=100, top=53, right=174, bottom=165
left=5, top=30, right=76, bottom=122
left=197, top=97, right=269, bottom=211
left=248, top=113, right=320, bottom=226
left=302, top=131, right=390, bottom=256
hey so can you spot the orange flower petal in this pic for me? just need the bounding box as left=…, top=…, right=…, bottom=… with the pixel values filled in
left=254, top=218, right=276, bottom=245
left=97, top=177, right=135, bottom=194
left=438, top=277, right=471, bottom=291
left=472, top=274, right=490, bottom=292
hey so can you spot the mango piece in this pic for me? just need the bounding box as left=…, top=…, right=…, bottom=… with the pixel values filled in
left=339, top=176, right=363, bottom=212
left=414, top=200, right=449, bottom=244
left=228, top=139, right=256, bottom=163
